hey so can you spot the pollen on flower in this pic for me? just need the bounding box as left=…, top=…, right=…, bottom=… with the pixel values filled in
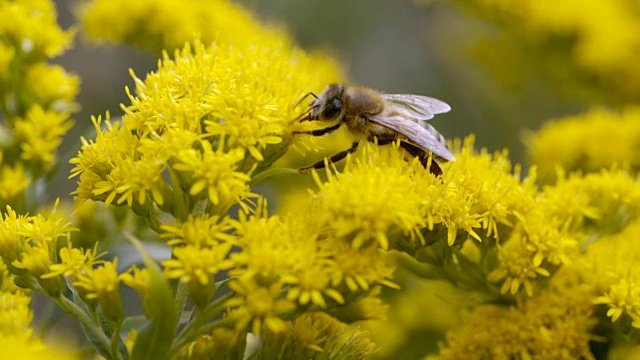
left=161, top=215, right=234, bottom=247
left=163, top=244, right=234, bottom=285
left=172, top=141, right=253, bottom=208
left=226, top=279, right=296, bottom=336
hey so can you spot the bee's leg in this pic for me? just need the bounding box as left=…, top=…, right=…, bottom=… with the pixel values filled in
left=293, top=123, right=342, bottom=136
left=368, top=137, right=395, bottom=146
left=299, top=142, right=359, bottom=173
left=400, top=141, right=443, bottom=176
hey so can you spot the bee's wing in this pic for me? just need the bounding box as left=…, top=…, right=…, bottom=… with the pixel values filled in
left=383, top=94, right=451, bottom=121
left=368, top=113, right=456, bottom=162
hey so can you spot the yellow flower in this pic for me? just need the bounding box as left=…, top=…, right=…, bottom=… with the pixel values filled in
left=172, top=140, right=253, bottom=210
left=0, top=0, right=73, bottom=58
left=44, top=244, right=105, bottom=279
left=0, top=206, right=31, bottom=264
left=14, top=105, right=73, bottom=168
left=12, top=244, right=51, bottom=277
left=435, top=266, right=599, bottom=360
left=226, top=279, right=296, bottom=336
left=488, top=240, right=551, bottom=296
left=0, top=291, right=33, bottom=339
left=24, top=62, right=79, bottom=112
left=92, top=154, right=169, bottom=207
left=0, top=290, right=78, bottom=359
left=528, top=107, right=640, bottom=181
left=72, top=259, right=123, bottom=321
left=308, top=142, right=434, bottom=250
left=595, top=274, right=640, bottom=327
left=0, top=158, right=31, bottom=206
left=161, top=214, right=234, bottom=247
left=163, top=244, right=234, bottom=285
left=81, top=0, right=309, bottom=56
left=262, top=312, right=378, bottom=359
left=455, top=0, right=640, bottom=102
left=284, top=262, right=345, bottom=308
left=230, top=206, right=304, bottom=285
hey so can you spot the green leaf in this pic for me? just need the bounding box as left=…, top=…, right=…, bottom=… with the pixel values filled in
left=127, top=234, right=179, bottom=360
left=61, top=277, right=112, bottom=358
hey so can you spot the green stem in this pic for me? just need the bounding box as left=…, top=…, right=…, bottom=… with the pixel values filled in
left=55, top=295, right=112, bottom=354
left=169, top=167, right=189, bottom=221
left=110, top=323, right=123, bottom=360
left=169, top=291, right=235, bottom=355
left=250, top=167, right=299, bottom=187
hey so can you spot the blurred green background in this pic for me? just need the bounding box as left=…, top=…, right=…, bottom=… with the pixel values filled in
left=51, top=0, right=589, bottom=198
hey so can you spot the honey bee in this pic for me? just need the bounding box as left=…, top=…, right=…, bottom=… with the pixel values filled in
left=293, top=84, right=455, bottom=175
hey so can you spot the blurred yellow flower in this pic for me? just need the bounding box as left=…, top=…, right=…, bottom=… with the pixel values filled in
left=529, top=107, right=640, bottom=182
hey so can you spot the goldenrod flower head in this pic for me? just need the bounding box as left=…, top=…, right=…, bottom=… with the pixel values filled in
left=172, top=140, right=253, bottom=210
left=0, top=0, right=73, bottom=58
left=458, top=0, right=640, bottom=101
left=0, top=206, right=31, bottom=265
left=24, top=63, right=79, bottom=112
left=44, top=243, right=105, bottom=279
left=444, top=137, right=538, bottom=237
left=230, top=208, right=305, bottom=285
left=261, top=312, right=378, bottom=359
left=72, top=258, right=120, bottom=298
left=326, top=240, right=398, bottom=293
left=595, top=274, right=640, bottom=327
left=529, top=107, right=640, bottom=181
left=0, top=159, right=30, bottom=206
left=309, top=142, right=435, bottom=250
left=284, top=261, right=345, bottom=308
left=163, top=243, right=234, bottom=286
left=92, top=154, right=169, bottom=207
left=0, top=258, right=19, bottom=293
left=19, top=200, right=76, bottom=247
left=585, top=219, right=640, bottom=330
left=73, top=259, right=123, bottom=321
left=14, top=105, right=73, bottom=169
left=226, top=279, right=296, bottom=336
left=541, top=168, right=640, bottom=235
left=12, top=244, right=50, bottom=277
left=161, top=214, right=234, bottom=247
left=0, top=291, right=33, bottom=339
left=488, top=239, right=551, bottom=296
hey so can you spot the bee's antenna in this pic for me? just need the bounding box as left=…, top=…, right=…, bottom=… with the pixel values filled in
left=294, top=92, right=318, bottom=108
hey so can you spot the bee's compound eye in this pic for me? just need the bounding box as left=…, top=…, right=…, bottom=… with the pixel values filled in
left=322, top=98, right=342, bottom=119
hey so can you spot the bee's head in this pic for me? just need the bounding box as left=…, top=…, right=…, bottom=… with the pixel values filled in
left=309, top=84, right=344, bottom=121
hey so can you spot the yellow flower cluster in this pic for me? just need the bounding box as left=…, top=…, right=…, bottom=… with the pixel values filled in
left=431, top=167, right=640, bottom=357
left=455, top=0, right=640, bottom=102
left=0, top=212, right=77, bottom=359
left=528, top=107, right=640, bottom=182
left=0, top=0, right=78, bottom=209
left=260, top=312, right=378, bottom=359
left=82, top=0, right=288, bottom=53
left=432, top=265, right=599, bottom=360
left=70, top=38, right=339, bottom=220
